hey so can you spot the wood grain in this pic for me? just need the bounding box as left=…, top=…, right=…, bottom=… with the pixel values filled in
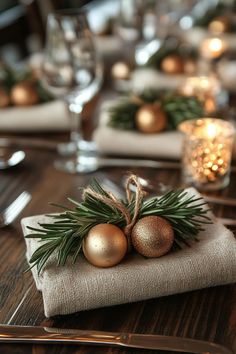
left=0, top=146, right=235, bottom=354
left=0, top=54, right=236, bottom=353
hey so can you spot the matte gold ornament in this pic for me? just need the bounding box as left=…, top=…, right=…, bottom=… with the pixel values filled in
left=11, top=81, right=39, bottom=106
left=208, top=16, right=231, bottom=34
left=0, top=87, right=10, bottom=108
left=111, top=61, right=131, bottom=80
left=135, top=103, right=167, bottom=133
left=131, top=216, right=174, bottom=258
left=83, top=224, right=127, bottom=267
left=161, top=55, right=184, bottom=75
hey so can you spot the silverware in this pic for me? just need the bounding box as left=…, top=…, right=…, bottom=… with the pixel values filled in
left=0, top=325, right=232, bottom=353
left=0, top=150, right=25, bottom=170
left=0, top=137, right=59, bottom=151
left=0, top=191, right=31, bottom=228
left=1, top=137, right=236, bottom=173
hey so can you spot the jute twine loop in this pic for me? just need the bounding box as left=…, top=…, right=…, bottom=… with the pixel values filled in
left=82, top=175, right=146, bottom=250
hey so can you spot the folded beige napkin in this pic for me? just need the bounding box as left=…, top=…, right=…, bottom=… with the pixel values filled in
left=0, top=100, right=69, bottom=133
left=22, top=188, right=236, bottom=317
left=93, top=100, right=183, bottom=159
left=94, top=101, right=236, bottom=159
left=130, top=68, right=186, bottom=92
left=183, top=27, right=236, bottom=50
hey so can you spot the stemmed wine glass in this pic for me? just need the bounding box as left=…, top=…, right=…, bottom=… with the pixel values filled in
left=42, top=9, right=103, bottom=173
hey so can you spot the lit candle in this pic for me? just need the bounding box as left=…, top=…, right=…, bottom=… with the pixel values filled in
left=179, top=118, right=235, bottom=190
left=200, top=37, right=227, bottom=59
left=179, top=76, right=221, bottom=114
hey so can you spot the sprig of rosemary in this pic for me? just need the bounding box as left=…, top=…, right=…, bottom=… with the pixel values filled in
left=26, top=179, right=211, bottom=274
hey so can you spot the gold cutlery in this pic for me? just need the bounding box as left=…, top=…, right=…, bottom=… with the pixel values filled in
left=0, top=325, right=232, bottom=353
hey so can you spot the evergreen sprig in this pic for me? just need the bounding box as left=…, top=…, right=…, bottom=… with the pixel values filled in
left=26, top=179, right=211, bottom=274
left=108, top=89, right=205, bottom=131
left=145, top=44, right=197, bottom=70
left=0, top=64, right=53, bottom=104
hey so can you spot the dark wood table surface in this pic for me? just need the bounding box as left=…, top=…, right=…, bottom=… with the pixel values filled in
left=0, top=87, right=236, bottom=354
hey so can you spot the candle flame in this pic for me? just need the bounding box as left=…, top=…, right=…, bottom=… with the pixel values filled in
left=207, top=123, right=217, bottom=138
left=209, top=38, right=223, bottom=54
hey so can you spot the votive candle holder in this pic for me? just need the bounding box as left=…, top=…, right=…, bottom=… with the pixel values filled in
left=179, top=118, right=235, bottom=191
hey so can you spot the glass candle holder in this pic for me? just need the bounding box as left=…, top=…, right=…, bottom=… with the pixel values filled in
left=179, top=118, right=235, bottom=191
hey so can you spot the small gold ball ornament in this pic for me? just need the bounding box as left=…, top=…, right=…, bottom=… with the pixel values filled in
left=83, top=224, right=127, bottom=267
left=0, top=87, right=10, bottom=108
left=135, top=103, right=167, bottom=134
left=161, top=55, right=184, bottom=75
left=208, top=16, right=231, bottom=34
left=111, top=61, right=131, bottom=80
left=183, top=58, right=197, bottom=75
left=131, top=216, right=174, bottom=258
left=11, top=81, right=39, bottom=106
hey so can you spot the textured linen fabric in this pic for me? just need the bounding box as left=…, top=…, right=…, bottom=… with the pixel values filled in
left=93, top=100, right=183, bottom=159
left=21, top=189, right=236, bottom=317
left=93, top=100, right=236, bottom=159
left=0, top=100, right=69, bottom=132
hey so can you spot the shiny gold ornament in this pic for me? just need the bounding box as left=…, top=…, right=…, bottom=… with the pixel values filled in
left=0, top=87, right=10, bottom=108
left=161, top=55, right=184, bottom=75
left=135, top=103, right=167, bottom=134
left=131, top=216, right=174, bottom=258
left=83, top=224, right=127, bottom=267
left=111, top=61, right=131, bottom=80
left=11, top=81, right=39, bottom=106
left=208, top=16, right=231, bottom=34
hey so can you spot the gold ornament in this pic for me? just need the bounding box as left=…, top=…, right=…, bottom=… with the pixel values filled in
left=83, top=224, right=127, bottom=267
left=131, top=216, right=174, bottom=258
left=183, top=58, right=197, bottom=75
left=161, top=55, right=184, bottom=75
left=208, top=16, right=231, bottom=34
left=0, top=87, right=10, bottom=108
left=111, top=61, right=131, bottom=80
left=10, top=81, right=39, bottom=106
left=135, top=103, right=167, bottom=133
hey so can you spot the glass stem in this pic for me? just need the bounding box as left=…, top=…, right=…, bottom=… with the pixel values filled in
left=67, top=101, right=83, bottom=150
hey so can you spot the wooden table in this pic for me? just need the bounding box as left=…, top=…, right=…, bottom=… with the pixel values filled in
left=0, top=95, right=236, bottom=354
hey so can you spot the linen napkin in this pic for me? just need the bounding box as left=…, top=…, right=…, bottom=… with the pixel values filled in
left=0, top=100, right=69, bottom=132
left=93, top=100, right=236, bottom=159
left=22, top=188, right=236, bottom=317
left=93, top=100, right=183, bottom=159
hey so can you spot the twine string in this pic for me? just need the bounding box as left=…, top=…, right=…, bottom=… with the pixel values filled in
left=82, top=174, right=146, bottom=239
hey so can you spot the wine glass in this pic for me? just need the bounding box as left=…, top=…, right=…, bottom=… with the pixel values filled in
left=42, top=9, right=103, bottom=172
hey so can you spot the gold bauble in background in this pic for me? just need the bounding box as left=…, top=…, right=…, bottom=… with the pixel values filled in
left=83, top=224, right=127, bottom=267
left=0, top=87, right=10, bottom=108
left=161, top=55, right=184, bottom=75
left=183, top=58, right=197, bottom=75
left=111, top=61, right=131, bottom=80
left=208, top=16, right=231, bottom=34
left=10, top=81, right=39, bottom=106
left=135, top=103, right=167, bottom=133
left=131, top=216, right=174, bottom=258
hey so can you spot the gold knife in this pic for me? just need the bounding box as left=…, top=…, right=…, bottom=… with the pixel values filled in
left=0, top=325, right=232, bottom=353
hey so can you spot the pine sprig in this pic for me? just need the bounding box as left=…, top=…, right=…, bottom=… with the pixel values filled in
left=108, top=89, right=205, bottom=131
left=0, top=63, right=53, bottom=104
left=145, top=43, right=197, bottom=70
left=26, top=179, right=211, bottom=274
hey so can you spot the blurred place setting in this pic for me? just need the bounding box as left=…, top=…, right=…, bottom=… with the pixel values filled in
left=1, top=1, right=236, bottom=354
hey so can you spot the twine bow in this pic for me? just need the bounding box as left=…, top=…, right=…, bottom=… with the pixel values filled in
left=82, top=174, right=146, bottom=250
